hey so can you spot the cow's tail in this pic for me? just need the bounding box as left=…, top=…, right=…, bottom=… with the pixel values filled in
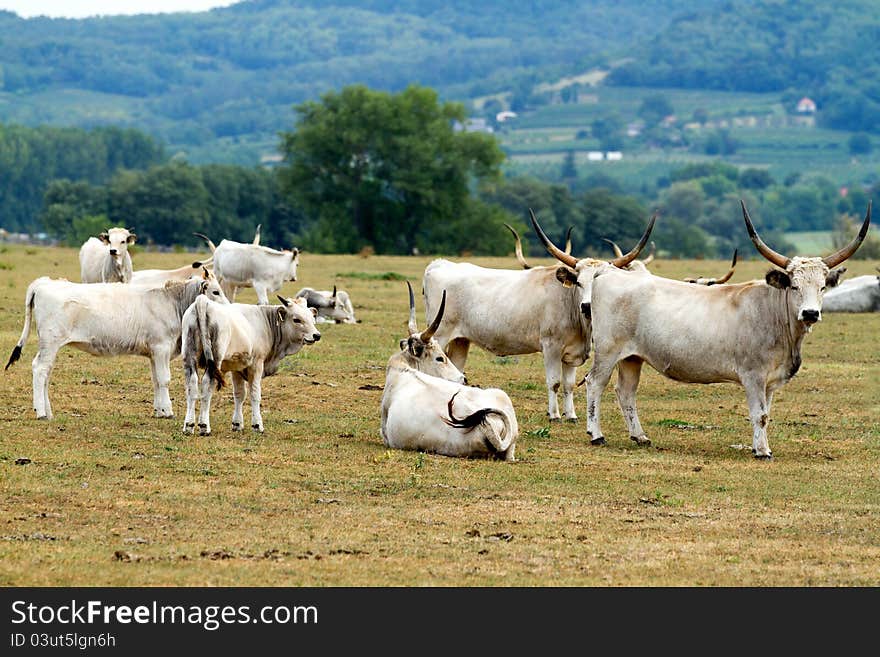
left=442, top=391, right=515, bottom=455
left=6, top=280, right=38, bottom=370
left=196, top=296, right=224, bottom=389
left=193, top=232, right=217, bottom=253
left=191, top=256, right=213, bottom=269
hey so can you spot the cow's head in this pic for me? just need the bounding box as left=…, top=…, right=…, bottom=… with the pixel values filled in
left=743, top=200, right=870, bottom=327
left=397, top=281, right=465, bottom=383
left=284, top=247, right=300, bottom=282
left=277, top=295, right=321, bottom=345
left=197, top=267, right=230, bottom=304
left=328, top=286, right=358, bottom=324
left=530, top=209, right=656, bottom=318
left=98, top=226, right=136, bottom=257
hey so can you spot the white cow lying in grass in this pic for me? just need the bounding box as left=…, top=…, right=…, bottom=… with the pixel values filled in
left=5, top=268, right=227, bottom=419
left=181, top=294, right=321, bottom=435
left=294, top=285, right=358, bottom=324
left=380, top=282, right=519, bottom=461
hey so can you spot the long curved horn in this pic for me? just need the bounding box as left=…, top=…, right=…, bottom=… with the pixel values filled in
left=715, top=248, right=738, bottom=284
left=741, top=200, right=789, bottom=269
left=610, top=213, right=657, bottom=268
left=529, top=209, right=578, bottom=268
left=406, top=281, right=418, bottom=336
left=331, top=284, right=337, bottom=298
left=823, top=202, right=872, bottom=268
left=642, top=241, right=656, bottom=265
left=564, top=226, right=574, bottom=255
left=420, top=290, right=446, bottom=342
left=253, top=223, right=261, bottom=245
left=193, top=232, right=217, bottom=253
left=602, top=238, right=624, bottom=258
left=504, top=223, right=531, bottom=269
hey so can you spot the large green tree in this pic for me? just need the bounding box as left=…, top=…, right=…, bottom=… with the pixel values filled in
left=278, top=84, right=507, bottom=254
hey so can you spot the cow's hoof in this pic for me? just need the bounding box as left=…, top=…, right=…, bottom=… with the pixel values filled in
left=155, top=411, right=174, bottom=419
left=630, top=435, right=651, bottom=446
left=183, top=423, right=195, bottom=435
left=754, top=453, right=773, bottom=461
left=548, top=416, right=561, bottom=423
left=198, top=423, right=211, bottom=436
left=564, top=417, right=579, bottom=424
left=252, top=424, right=264, bottom=433
left=590, top=436, right=607, bottom=446
left=36, top=415, right=49, bottom=421
left=231, top=422, right=242, bottom=432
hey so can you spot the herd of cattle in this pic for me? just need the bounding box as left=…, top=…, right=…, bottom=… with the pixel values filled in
left=4, top=201, right=878, bottom=461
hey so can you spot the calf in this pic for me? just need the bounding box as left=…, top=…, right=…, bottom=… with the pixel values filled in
left=5, top=268, right=227, bottom=419
left=380, top=282, right=518, bottom=460
left=79, top=227, right=136, bottom=283
left=181, top=295, right=321, bottom=435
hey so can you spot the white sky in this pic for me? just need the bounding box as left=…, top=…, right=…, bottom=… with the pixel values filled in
left=0, top=1, right=241, bottom=19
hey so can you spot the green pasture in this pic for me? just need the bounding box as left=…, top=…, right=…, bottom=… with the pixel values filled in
left=0, top=245, right=878, bottom=585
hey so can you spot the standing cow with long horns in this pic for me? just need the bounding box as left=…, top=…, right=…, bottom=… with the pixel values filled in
left=422, top=209, right=655, bottom=422
left=583, top=200, right=870, bottom=459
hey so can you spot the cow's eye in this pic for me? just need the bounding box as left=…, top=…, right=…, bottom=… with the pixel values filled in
left=212, top=290, right=219, bottom=295
left=435, top=356, right=444, bottom=362
left=293, top=318, right=302, bottom=324
left=821, top=286, right=826, bottom=292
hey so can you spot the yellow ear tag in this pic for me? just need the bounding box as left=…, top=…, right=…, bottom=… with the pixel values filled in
left=562, top=279, right=574, bottom=288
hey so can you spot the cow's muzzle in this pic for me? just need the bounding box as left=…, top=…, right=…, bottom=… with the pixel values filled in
left=581, top=302, right=591, bottom=317
left=304, top=333, right=321, bottom=344
left=109, top=248, right=118, bottom=256
left=800, top=309, right=820, bottom=325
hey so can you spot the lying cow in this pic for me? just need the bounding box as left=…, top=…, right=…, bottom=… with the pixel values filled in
left=821, top=269, right=879, bottom=312
left=5, top=268, right=228, bottom=419
left=683, top=249, right=739, bottom=285
left=294, top=285, right=358, bottom=324
left=381, top=282, right=518, bottom=460
left=181, top=294, right=321, bottom=435
left=584, top=200, right=869, bottom=459
left=194, top=232, right=299, bottom=304
left=79, top=227, right=136, bottom=283
left=423, top=209, right=654, bottom=422
left=130, top=257, right=214, bottom=287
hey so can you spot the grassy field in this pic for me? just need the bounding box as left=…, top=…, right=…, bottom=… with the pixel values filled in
left=1, top=245, right=878, bottom=586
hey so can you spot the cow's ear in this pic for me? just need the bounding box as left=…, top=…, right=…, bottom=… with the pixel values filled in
left=826, top=267, right=846, bottom=288
left=765, top=269, right=791, bottom=289
left=199, top=281, right=209, bottom=294
left=555, top=267, right=578, bottom=288
left=127, top=233, right=137, bottom=244
left=399, top=338, right=407, bottom=351
left=292, top=248, right=300, bottom=258
left=407, top=337, right=424, bottom=357
left=310, top=307, right=318, bottom=317
left=98, top=232, right=110, bottom=244
left=276, top=307, right=288, bottom=325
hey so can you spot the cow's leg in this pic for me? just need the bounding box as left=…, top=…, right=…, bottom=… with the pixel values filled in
left=615, top=356, right=649, bottom=446
left=541, top=344, right=563, bottom=421
left=561, top=362, right=579, bottom=422
left=197, top=371, right=215, bottom=436
left=248, top=362, right=265, bottom=432
left=743, top=375, right=772, bottom=459
left=585, top=357, right=617, bottom=445
left=182, top=362, right=199, bottom=434
left=231, top=372, right=246, bottom=431
left=253, top=283, right=270, bottom=306
left=150, top=347, right=174, bottom=418
left=444, top=338, right=470, bottom=374
left=31, top=342, right=59, bottom=420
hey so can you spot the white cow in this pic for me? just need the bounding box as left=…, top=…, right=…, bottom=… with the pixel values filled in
left=294, top=286, right=358, bottom=324
left=381, top=282, right=518, bottom=460
left=5, top=268, right=228, bottom=419
left=584, top=201, right=869, bottom=459
left=822, top=270, right=879, bottom=312
left=194, top=232, right=299, bottom=304
left=79, top=227, right=136, bottom=283
left=130, top=257, right=214, bottom=287
left=181, top=294, right=321, bottom=435
left=423, top=209, right=655, bottom=422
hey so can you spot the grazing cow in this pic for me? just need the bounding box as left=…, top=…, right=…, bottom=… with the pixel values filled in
left=423, top=209, right=655, bottom=422
left=79, top=227, right=136, bottom=283
left=504, top=223, right=573, bottom=270
left=381, top=283, right=518, bottom=460
left=194, top=232, right=299, bottom=304
left=294, top=285, right=358, bottom=324
left=5, top=268, right=228, bottom=419
left=181, top=294, right=321, bottom=435
left=821, top=269, right=879, bottom=312
left=130, top=257, right=214, bottom=287
left=683, top=249, right=739, bottom=285
left=584, top=200, right=869, bottom=459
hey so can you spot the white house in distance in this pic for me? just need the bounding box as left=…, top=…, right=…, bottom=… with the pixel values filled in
left=796, top=97, right=817, bottom=113
left=496, top=110, right=518, bottom=122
